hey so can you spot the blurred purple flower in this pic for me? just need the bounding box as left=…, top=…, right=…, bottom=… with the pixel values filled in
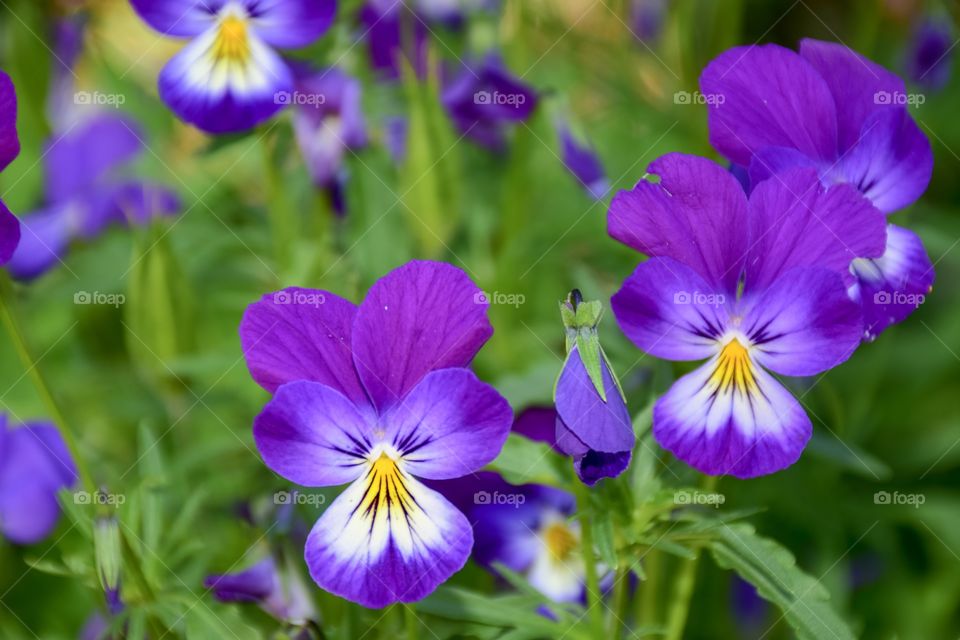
left=6, top=115, right=180, bottom=280
left=0, top=416, right=78, bottom=544
left=630, top=0, right=667, bottom=42
left=291, top=67, right=367, bottom=216
left=557, top=124, right=608, bottom=199
left=205, top=556, right=316, bottom=623
left=360, top=0, right=429, bottom=80
left=129, top=0, right=336, bottom=133
left=730, top=576, right=768, bottom=637
left=906, top=19, right=953, bottom=90
left=442, top=56, right=538, bottom=149
left=701, top=39, right=935, bottom=340
left=240, top=261, right=513, bottom=608
left=385, top=115, right=409, bottom=164
left=0, top=71, right=21, bottom=264
left=609, top=154, right=884, bottom=477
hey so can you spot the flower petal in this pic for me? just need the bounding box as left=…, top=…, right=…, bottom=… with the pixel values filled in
left=253, top=381, right=373, bottom=487
left=243, top=0, right=336, bottom=48
left=130, top=0, right=222, bottom=36
left=6, top=203, right=74, bottom=280
left=382, top=368, right=513, bottom=480
left=352, top=261, right=493, bottom=413
left=745, top=168, right=886, bottom=291
left=798, top=38, right=906, bottom=153
left=205, top=557, right=277, bottom=603
left=0, top=70, right=19, bottom=172
left=0, top=200, right=20, bottom=267
left=653, top=358, right=811, bottom=478
left=512, top=406, right=558, bottom=447
left=240, top=288, right=369, bottom=406
left=740, top=267, right=863, bottom=377
left=746, top=146, right=819, bottom=191
left=607, top=153, right=748, bottom=293
left=157, top=21, right=292, bottom=133
left=612, top=256, right=731, bottom=361
left=305, top=467, right=472, bottom=608
left=852, top=224, right=935, bottom=341
left=834, top=108, right=933, bottom=213
left=700, top=44, right=838, bottom=167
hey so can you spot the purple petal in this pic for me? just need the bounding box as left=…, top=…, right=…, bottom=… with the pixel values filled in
left=833, top=107, right=933, bottom=213
left=205, top=557, right=277, bottom=603
left=360, top=2, right=428, bottom=80
left=305, top=470, right=472, bottom=608
left=554, top=348, right=634, bottom=484
left=351, top=261, right=493, bottom=413
left=653, top=358, right=811, bottom=478
left=700, top=43, right=838, bottom=167
left=130, top=0, right=221, bottom=37
left=852, top=224, right=935, bottom=341
left=240, top=288, right=369, bottom=406
left=0, top=421, right=77, bottom=544
left=43, top=114, right=142, bottom=204
left=101, top=182, right=182, bottom=229
left=382, top=368, right=512, bottom=480
left=740, top=267, right=863, bottom=377
left=0, top=70, right=19, bottom=172
left=0, top=200, right=20, bottom=266
left=243, top=0, right=335, bottom=48
left=746, top=146, right=819, bottom=191
left=611, top=257, right=731, bottom=361
left=798, top=38, right=906, bottom=153
left=157, top=25, right=292, bottom=133
left=907, top=19, right=954, bottom=90
left=608, top=153, right=749, bottom=293
left=512, top=406, right=558, bottom=446
left=6, top=203, right=74, bottom=280
left=558, top=125, right=608, bottom=199
left=745, top=168, right=886, bottom=292
left=253, top=381, right=373, bottom=487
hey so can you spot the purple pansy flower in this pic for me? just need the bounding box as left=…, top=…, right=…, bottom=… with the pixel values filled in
left=700, top=39, right=935, bottom=340
left=130, top=0, right=336, bottom=133
left=290, top=66, right=367, bottom=216
left=440, top=471, right=590, bottom=603
left=558, top=124, right=608, bottom=200
left=360, top=0, right=429, bottom=80
left=205, top=556, right=316, bottom=623
left=906, top=19, right=953, bottom=90
left=555, top=291, right=635, bottom=485
left=0, top=70, right=21, bottom=264
left=240, top=261, right=513, bottom=608
left=0, top=416, right=78, bottom=544
left=630, top=0, right=667, bottom=42
left=609, top=153, right=885, bottom=478
left=7, top=115, right=180, bottom=280
left=442, top=56, right=538, bottom=149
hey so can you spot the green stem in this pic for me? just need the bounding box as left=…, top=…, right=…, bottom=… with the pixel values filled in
left=0, top=276, right=94, bottom=492
left=637, top=547, right=661, bottom=628
left=663, top=474, right=719, bottom=640
left=611, top=565, right=630, bottom=640
left=261, top=128, right=294, bottom=280
left=573, top=480, right=605, bottom=640
left=404, top=604, right=419, bottom=640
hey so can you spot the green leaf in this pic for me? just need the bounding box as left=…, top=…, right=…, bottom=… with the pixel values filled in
left=709, top=523, right=855, bottom=640
left=488, top=433, right=567, bottom=486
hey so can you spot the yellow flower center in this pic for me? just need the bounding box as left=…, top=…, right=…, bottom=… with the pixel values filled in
left=358, top=451, right=415, bottom=520
left=213, top=15, right=250, bottom=63
left=542, top=522, right=578, bottom=561
left=710, top=338, right=757, bottom=396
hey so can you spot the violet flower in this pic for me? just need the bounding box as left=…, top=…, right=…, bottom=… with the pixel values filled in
left=0, top=70, right=21, bottom=264
left=609, top=153, right=886, bottom=478
left=700, top=39, right=935, bottom=340
left=442, top=56, right=538, bottom=149
left=360, top=0, right=429, bottom=80
left=290, top=67, right=367, bottom=216
left=130, top=0, right=336, bottom=133
left=205, top=556, right=316, bottom=624
left=558, top=124, right=608, bottom=200
left=906, top=19, right=953, bottom=91
left=7, top=115, right=180, bottom=280
left=240, top=260, right=513, bottom=608
left=554, top=290, right=634, bottom=485
left=0, top=416, right=78, bottom=544
left=630, top=0, right=667, bottom=42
